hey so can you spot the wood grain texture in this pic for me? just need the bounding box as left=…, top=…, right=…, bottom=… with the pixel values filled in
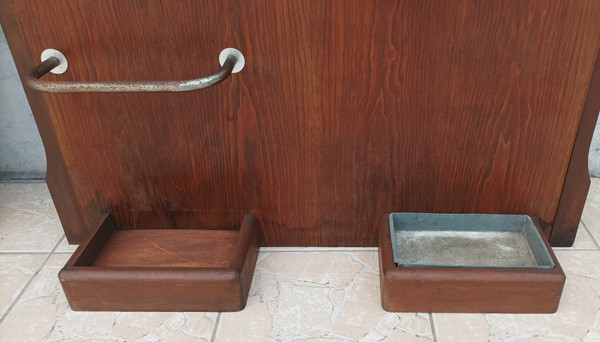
left=551, top=53, right=600, bottom=246
left=378, top=215, right=565, bottom=313
left=92, top=230, right=239, bottom=268
left=2, top=1, right=600, bottom=246
left=59, top=214, right=259, bottom=311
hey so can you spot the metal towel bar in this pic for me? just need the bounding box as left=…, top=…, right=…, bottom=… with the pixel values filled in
left=25, top=48, right=245, bottom=93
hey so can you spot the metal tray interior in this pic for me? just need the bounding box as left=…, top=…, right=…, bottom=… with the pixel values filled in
left=389, top=213, right=555, bottom=269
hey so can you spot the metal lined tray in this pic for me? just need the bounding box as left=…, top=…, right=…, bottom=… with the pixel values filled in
left=389, top=213, right=554, bottom=269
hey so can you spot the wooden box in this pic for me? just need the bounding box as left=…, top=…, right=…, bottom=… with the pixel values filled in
left=59, top=214, right=259, bottom=311
left=378, top=214, right=566, bottom=313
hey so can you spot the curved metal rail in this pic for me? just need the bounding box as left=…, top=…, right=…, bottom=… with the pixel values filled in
left=25, top=51, right=241, bottom=93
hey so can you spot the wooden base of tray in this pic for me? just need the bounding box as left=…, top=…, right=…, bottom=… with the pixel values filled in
left=59, top=214, right=259, bottom=311
left=378, top=215, right=566, bottom=313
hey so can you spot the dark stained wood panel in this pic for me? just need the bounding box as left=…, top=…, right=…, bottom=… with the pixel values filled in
left=551, top=54, right=600, bottom=246
left=2, top=0, right=600, bottom=246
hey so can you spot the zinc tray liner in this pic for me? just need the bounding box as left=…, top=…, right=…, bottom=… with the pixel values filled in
left=389, top=213, right=554, bottom=269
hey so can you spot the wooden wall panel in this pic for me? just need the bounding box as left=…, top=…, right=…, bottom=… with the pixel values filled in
left=2, top=0, right=600, bottom=246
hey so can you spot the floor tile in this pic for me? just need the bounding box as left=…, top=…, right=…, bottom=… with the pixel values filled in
left=0, top=254, right=218, bottom=342
left=433, top=314, right=490, bottom=342
left=433, top=250, right=600, bottom=342
left=54, top=236, right=78, bottom=253
left=551, top=222, right=598, bottom=251
left=215, top=251, right=433, bottom=342
left=0, top=254, right=46, bottom=319
left=547, top=251, right=600, bottom=340
left=582, top=178, right=600, bottom=245
left=0, top=183, right=51, bottom=208
left=570, top=223, right=597, bottom=249
left=0, top=183, right=63, bottom=252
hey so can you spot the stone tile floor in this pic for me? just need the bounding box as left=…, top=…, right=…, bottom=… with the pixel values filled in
left=1, top=180, right=600, bottom=341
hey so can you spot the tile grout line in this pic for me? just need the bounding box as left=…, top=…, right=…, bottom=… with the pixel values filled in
left=580, top=219, right=600, bottom=250
left=428, top=313, right=438, bottom=342
left=0, top=235, right=66, bottom=325
left=0, top=179, right=46, bottom=184
left=0, top=251, right=60, bottom=254
left=210, top=312, right=222, bottom=342
left=553, top=248, right=599, bottom=252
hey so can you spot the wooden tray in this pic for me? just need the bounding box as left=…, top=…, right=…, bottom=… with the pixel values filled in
left=59, top=214, right=259, bottom=311
left=378, top=214, right=565, bottom=313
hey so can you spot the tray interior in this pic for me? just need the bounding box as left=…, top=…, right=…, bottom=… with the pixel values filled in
left=88, top=229, right=239, bottom=268
left=390, top=214, right=554, bottom=269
